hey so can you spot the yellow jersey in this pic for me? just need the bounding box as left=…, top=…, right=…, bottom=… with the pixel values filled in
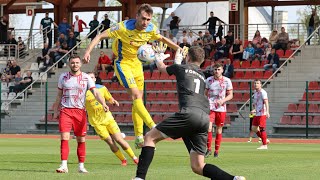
left=85, top=84, right=113, bottom=125
left=106, top=19, right=161, bottom=61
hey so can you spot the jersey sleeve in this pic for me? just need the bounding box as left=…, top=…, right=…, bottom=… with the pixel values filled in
left=103, top=87, right=112, bottom=100
left=226, top=78, right=233, bottom=90
left=166, top=64, right=179, bottom=76
left=262, top=90, right=268, bottom=100
left=57, top=74, right=64, bottom=90
left=86, top=74, right=96, bottom=90
left=150, top=25, right=161, bottom=40
left=106, top=22, right=123, bottom=39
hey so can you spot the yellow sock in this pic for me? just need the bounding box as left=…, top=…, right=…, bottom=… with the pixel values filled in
left=132, top=105, right=144, bottom=137
left=124, top=147, right=136, bottom=159
left=133, top=99, right=156, bottom=129
left=114, top=149, right=126, bottom=161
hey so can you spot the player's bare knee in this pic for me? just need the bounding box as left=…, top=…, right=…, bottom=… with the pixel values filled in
left=76, top=136, right=85, bottom=142
left=190, top=164, right=202, bottom=175
left=60, top=133, right=70, bottom=140
left=216, top=126, right=223, bottom=134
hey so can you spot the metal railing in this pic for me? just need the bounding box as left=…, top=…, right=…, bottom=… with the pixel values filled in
left=173, top=23, right=311, bottom=45
left=3, top=24, right=104, bottom=112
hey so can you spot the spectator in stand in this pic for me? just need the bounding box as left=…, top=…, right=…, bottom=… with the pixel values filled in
left=306, top=9, right=320, bottom=45
left=202, top=11, right=225, bottom=38
left=67, top=31, right=78, bottom=51
left=198, top=31, right=204, bottom=40
left=178, top=30, right=188, bottom=44
left=261, top=37, right=269, bottom=49
left=275, top=27, right=289, bottom=53
left=5, top=34, right=17, bottom=57
left=224, top=31, right=234, bottom=46
left=161, top=30, right=169, bottom=38
left=37, top=43, right=50, bottom=65
left=100, top=14, right=111, bottom=49
left=242, top=43, right=255, bottom=60
left=269, top=29, right=278, bottom=46
left=58, top=42, right=70, bottom=68
left=203, top=61, right=215, bottom=78
left=214, top=38, right=229, bottom=61
left=229, top=38, right=243, bottom=61
left=265, top=43, right=272, bottom=58
left=264, top=48, right=279, bottom=72
left=40, top=12, right=58, bottom=48
left=179, top=37, right=191, bottom=49
left=202, top=30, right=214, bottom=58
left=9, top=71, right=33, bottom=93
left=167, top=33, right=177, bottom=52
left=252, top=30, right=262, bottom=46
left=39, top=55, right=53, bottom=72
left=169, top=13, right=180, bottom=37
left=13, top=71, right=23, bottom=83
left=48, top=40, right=61, bottom=64
left=17, top=37, right=26, bottom=58
left=73, top=15, right=87, bottom=39
left=88, top=15, right=99, bottom=41
left=2, top=60, right=12, bottom=82
left=0, top=15, right=8, bottom=43
left=9, top=60, right=21, bottom=80
left=216, top=21, right=223, bottom=42
left=254, top=42, right=264, bottom=60
left=58, top=33, right=67, bottom=45
left=223, top=59, right=234, bottom=78
left=187, top=31, right=197, bottom=45
left=58, top=17, right=71, bottom=38
left=96, top=51, right=112, bottom=73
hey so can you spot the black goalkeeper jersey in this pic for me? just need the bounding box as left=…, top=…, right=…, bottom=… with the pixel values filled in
left=166, top=64, right=209, bottom=114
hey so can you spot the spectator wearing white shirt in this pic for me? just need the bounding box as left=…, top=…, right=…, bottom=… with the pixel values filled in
left=178, top=30, right=188, bottom=44
left=187, top=31, right=197, bottom=45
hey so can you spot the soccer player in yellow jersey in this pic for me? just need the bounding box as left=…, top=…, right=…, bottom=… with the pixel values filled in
left=83, top=4, right=180, bottom=148
left=85, top=72, right=139, bottom=165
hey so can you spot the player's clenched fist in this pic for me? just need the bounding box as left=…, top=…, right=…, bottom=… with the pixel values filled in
left=82, top=52, right=91, bottom=64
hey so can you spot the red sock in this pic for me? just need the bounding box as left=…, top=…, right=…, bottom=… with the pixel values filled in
left=261, top=130, right=267, bottom=145
left=207, top=131, right=213, bottom=151
left=61, top=140, right=69, bottom=160
left=77, top=142, right=86, bottom=163
left=256, top=131, right=262, bottom=138
left=214, top=133, right=222, bottom=152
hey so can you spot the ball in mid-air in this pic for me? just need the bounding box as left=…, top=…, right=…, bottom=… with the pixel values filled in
left=137, top=44, right=155, bottom=64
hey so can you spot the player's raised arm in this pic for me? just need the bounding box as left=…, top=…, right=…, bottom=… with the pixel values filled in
left=83, top=31, right=110, bottom=63
left=158, top=35, right=180, bottom=51
left=91, top=88, right=109, bottom=112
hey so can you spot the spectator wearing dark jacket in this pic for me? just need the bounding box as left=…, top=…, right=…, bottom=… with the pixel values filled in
left=58, top=17, right=71, bottom=37
left=214, top=38, right=229, bottom=60
left=223, top=59, right=234, bottom=78
left=100, top=14, right=111, bottom=49
left=264, top=48, right=279, bottom=72
left=37, top=43, right=50, bottom=65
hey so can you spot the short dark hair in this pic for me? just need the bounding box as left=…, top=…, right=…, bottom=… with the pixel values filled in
left=210, top=11, right=213, bottom=13
left=254, top=79, right=262, bottom=84
left=69, top=55, right=81, bottom=61
left=213, top=63, right=223, bottom=69
left=188, top=46, right=205, bottom=64
left=137, top=4, right=153, bottom=15
left=183, top=30, right=187, bottom=33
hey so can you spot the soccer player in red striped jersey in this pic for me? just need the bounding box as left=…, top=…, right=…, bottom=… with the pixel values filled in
left=205, top=63, right=233, bottom=157
left=53, top=56, right=109, bottom=173
left=251, top=79, right=270, bottom=150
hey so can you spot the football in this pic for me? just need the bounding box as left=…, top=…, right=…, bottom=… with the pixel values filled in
left=137, top=44, right=156, bottom=64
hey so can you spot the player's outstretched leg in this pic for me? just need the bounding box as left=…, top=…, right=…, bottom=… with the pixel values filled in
left=104, top=137, right=128, bottom=166
left=214, top=126, right=223, bottom=157
left=257, top=127, right=268, bottom=150
left=56, top=132, right=69, bottom=173
left=76, top=136, right=88, bottom=173
left=132, top=105, right=145, bottom=149
left=111, top=132, right=139, bottom=165
left=190, top=151, right=245, bottom=180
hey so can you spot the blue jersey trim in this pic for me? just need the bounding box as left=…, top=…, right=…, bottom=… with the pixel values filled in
left=116, top=40, right=129, bottom=88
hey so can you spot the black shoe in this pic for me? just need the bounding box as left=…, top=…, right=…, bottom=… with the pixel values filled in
left=214, top=151, right=219, bottom=158
left=205, top=149, right=212, bottom=158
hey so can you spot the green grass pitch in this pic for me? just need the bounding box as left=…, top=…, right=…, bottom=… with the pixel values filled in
left=0, top=138, right=319, bottom=180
